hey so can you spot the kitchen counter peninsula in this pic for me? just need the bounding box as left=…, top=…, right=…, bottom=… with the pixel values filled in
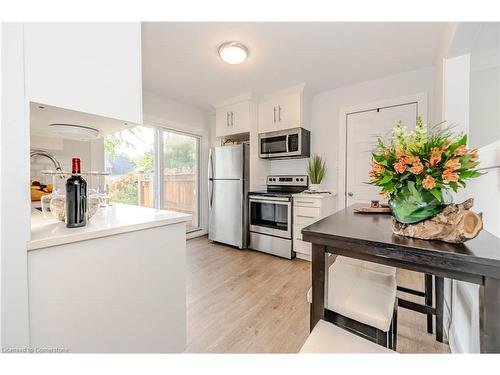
left=27, top=203, right=191, bottom=353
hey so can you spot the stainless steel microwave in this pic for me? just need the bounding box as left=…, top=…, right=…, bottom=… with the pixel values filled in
left=258, top=127, right=311, bottom=159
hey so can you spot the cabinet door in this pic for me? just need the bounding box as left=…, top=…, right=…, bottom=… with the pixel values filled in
left=24, top=23, right=142, bottom=124
left=215, top=106, right=232, bottom=137
left=258, top=99, right=276, bottom=133
left=276, top=93, right=301, bottom=130
left=230, top=101, right=251, bottom=134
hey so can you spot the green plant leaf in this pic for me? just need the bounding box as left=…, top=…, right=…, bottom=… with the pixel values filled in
left=429, top=188, right=442, bottom=202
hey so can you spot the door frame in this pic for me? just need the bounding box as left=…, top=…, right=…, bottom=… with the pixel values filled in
left=337, top=93, right=428, bottom=209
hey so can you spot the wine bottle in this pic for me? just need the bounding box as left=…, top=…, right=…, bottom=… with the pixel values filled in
left=66, top=158, right=87, bottom=228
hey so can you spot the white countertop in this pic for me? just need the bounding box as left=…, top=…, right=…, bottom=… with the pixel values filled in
left=292, top=191, right=337, bottom=198
left=28, top=203, right=192, bottom=251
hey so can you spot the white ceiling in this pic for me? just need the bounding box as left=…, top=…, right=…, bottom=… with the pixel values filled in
left=142, top=22, right=449, bottom=109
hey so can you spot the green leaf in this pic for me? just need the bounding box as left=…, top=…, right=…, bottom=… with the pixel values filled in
left=429, top=188, right=442, bottom=202
left=407, top=181, right=422, bottom=203
left=378, top=174, right=393, bottom=184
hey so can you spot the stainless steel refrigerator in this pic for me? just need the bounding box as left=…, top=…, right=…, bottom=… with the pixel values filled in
left=208, top=143, right=249, bottom=249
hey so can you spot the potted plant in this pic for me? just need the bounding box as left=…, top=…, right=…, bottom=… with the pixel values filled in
left=369, top=117, right=482, bottom=224
left=307, top=155, right=326, bottom=191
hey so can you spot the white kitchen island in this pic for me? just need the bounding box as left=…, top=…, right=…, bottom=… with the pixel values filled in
left=28, top=203, right=191, bottom=353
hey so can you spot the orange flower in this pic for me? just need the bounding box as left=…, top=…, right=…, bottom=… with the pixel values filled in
left=422, top=175, right=436, bottom=190
left=453, top=145, right=468, bottom=157
left=406, top=155, right=419, bottom=165
left=371, top=161, right=385, bottom=176
left=383, top=148, right=391, bottom=158
left=396, top=149, right=406, bottom=158
left=429, top=147, right=443, bottom=167
left=394, top=160, right=407, bottom=174
left=444, top=158, right=461, bottom=171
left=410, top=161, right=424, bottom=175
left=442, top=169, right=459, bottom=183
left=470, top=149, right=479, bottom=162
left=379, top=191, right=390, bottom=199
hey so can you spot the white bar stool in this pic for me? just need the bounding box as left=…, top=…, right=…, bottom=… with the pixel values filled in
left=307, top=258, right=398, bottom=349
left=300, top=319, right=395, bottom=353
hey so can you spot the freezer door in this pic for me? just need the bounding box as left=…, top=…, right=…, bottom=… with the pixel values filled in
left=208, top=179, right=244, bottom=248
left=211, top=144, right=244, bottom=179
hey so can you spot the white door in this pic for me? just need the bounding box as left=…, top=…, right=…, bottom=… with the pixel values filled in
left=346, top=103, right=418, bottom=207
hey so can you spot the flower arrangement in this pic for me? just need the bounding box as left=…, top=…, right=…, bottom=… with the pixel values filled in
left=369, top=117, right=482, bottom=223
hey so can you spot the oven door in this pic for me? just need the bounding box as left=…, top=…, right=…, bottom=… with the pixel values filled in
left=249, top=196, right=292, bottom=239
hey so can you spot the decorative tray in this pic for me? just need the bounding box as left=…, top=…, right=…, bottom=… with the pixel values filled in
left=354, top=207, right=392, bottom=214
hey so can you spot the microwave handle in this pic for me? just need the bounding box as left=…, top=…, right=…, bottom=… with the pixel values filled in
left=286, top=134, right=290, bottom=152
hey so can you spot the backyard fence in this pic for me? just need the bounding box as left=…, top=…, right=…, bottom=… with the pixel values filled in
left=137, top=172, right=197, bottom=228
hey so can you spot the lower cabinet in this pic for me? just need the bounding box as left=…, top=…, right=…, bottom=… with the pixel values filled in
left=292, top=193, right=336, bottom=261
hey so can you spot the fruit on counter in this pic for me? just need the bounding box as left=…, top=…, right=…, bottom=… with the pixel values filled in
left=30, top=180, right=53, bottom=201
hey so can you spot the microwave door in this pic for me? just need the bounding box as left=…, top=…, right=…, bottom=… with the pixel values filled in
left=260, top=135, right=287, bottom=157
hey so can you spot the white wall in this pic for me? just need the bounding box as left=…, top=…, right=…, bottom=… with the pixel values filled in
left=443, top=50, right=500, bottom=354
left=142, top=90, right=210, bottom=235
left=270, top=67, right=435, bottom=194
left=1, top=23, right=31, bottom=349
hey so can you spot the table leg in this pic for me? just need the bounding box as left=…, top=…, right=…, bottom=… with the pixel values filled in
left=310, top=244, right=328, bottom=332
left=425, top=274, right=433, bottom=334
left=435, top=276, right=444, bottom=343
left=479, top=277, right=500, bottom=353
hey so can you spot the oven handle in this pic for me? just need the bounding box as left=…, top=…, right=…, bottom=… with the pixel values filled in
left=249, top=196, right=291, bottom=203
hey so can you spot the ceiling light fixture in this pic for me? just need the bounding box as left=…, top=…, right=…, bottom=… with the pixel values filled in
left=218, top=41, right=248, bottom=65
left=49, top=123, right=100, bottom=140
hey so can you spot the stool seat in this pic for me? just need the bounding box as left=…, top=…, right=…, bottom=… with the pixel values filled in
left=300, top=320, right=395, bottom=353
left=336, top=256, right=396, bottom=276
left=307, top=261, right=397, bottom=332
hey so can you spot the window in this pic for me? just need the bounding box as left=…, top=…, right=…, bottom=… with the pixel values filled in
left=163, top=131, right=200, bottom=231
left=104, top=125, right=201, bottom=233
left=104, top=126, right=155, bottom=208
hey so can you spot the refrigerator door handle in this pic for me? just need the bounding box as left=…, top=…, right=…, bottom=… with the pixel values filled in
left=208, top=148, right=214, bottom=209
left=208, top=179, right=213, bottom=209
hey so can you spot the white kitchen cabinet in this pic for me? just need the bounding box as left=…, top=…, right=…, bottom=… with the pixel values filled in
left=258, top=85, right=309, bottom=133
left=215, top=100, right=252, bottom=137
left=292, top=193, right=336, bottom=261
left=23, top=23, right=143, bottom=124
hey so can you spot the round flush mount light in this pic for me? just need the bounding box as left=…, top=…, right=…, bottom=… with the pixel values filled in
left=218, top=41, right=248, bottom=64
left=49, top=123, right=100, bottom=140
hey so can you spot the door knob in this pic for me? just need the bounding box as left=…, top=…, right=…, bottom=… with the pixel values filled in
left=348, top=192, right=354, bottom=197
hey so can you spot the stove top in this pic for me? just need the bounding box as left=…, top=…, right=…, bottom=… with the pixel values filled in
left=249, top=174, right=309, bottom=198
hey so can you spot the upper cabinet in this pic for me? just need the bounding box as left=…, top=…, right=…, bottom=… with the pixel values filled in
left=23, top=23, right=143, bottom=124
left=258, top=85, right=310, bottom=133
left=215, top=98, right=253, bottom=137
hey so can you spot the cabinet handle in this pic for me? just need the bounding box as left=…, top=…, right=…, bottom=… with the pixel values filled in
left=278, top=105, right=282, bottom=122
left=296, top=215, right=315, bottom=219
left=231, top=111, right=234, bottom=127
left=226, top=112, right=230, bottom=127
left=296, top=200, right=315, bottom=204
left=273, top=106, right=276, bottom=123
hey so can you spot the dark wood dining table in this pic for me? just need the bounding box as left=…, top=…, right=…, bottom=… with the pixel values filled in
left=301, top=204, right=500, bottom=353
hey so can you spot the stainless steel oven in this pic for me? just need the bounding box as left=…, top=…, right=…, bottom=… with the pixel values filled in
left=258, top=127, right=310, bottom=159
left=247, top=175, right=308, bottom=259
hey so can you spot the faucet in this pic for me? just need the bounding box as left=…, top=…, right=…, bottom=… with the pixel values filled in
left=30, top=149, right=63, bottom=172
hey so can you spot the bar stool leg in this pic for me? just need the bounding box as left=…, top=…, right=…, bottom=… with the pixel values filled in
left=393, top=298, right=398, bottom=351
left=425, top=274, right=433, bottom=334
left=435, top=276, right=444, bottom=342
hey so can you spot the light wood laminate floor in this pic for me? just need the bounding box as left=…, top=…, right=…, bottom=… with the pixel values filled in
left=185, top=236, right=450, bottom=353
